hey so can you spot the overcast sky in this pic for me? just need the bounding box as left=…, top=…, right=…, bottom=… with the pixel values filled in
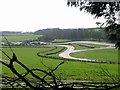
left=0, top=0, right=105, bottom=32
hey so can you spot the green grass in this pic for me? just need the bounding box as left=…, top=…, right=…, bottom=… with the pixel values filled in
left=70, top=43, right=88, bottom=50
left=68, top=43, right=108, bottom=50
left=52, top=39, right=71, bottom=43
left=1, top=34, right=42, bottom=42
left=1, top=46, right=118, bottom=81
left=87, top=43, right=108, bottom=47
left=70, top=48, right=118, bottom=62
left=41, top=46, right=67, bottom=57
left=70, top=43, right=107, bottom=50
left=80, top=43, right=108, bottom=47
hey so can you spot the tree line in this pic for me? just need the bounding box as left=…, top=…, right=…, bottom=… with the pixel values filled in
left=34, top=28, right=108, bottom=42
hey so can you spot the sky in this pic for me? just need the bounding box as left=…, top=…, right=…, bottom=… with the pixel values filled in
left=0, top=0, right=106, bottom=32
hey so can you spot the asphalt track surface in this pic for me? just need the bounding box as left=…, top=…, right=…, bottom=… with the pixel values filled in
left=50, top=41, right=115, bottom=62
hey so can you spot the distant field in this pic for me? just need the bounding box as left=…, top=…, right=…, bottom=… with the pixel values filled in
left=1, top=46, right=118, bottom=81
left=70, top=48, right=118, bottom=62
left=52, top=39, right=71, bottom=43
left=1, top=34, right=42, bottom=42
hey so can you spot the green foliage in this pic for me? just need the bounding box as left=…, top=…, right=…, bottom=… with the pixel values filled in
left=67, top=1, right=120, bottom=19
left=35, top=28, right=107, bottom=42
left=67, top=1, right=120, bottom=48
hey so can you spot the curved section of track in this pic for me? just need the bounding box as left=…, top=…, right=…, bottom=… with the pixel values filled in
left=50, top=41, right=116, bottom=63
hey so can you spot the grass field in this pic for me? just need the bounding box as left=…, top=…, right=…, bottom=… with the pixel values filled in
left=79, top=43, right=108, bottom=47
left=70, top=43, right=88, bottom=50
left=52, top=39, right=71, bottom=43
left=1, top=34, right=42, bottom=42
left=1, top=46, right=119, bottom=81
left=70, top=48, right=118, bottom=62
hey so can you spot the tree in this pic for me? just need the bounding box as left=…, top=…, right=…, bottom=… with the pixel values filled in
left=67, top=0, right=120, bottom=49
